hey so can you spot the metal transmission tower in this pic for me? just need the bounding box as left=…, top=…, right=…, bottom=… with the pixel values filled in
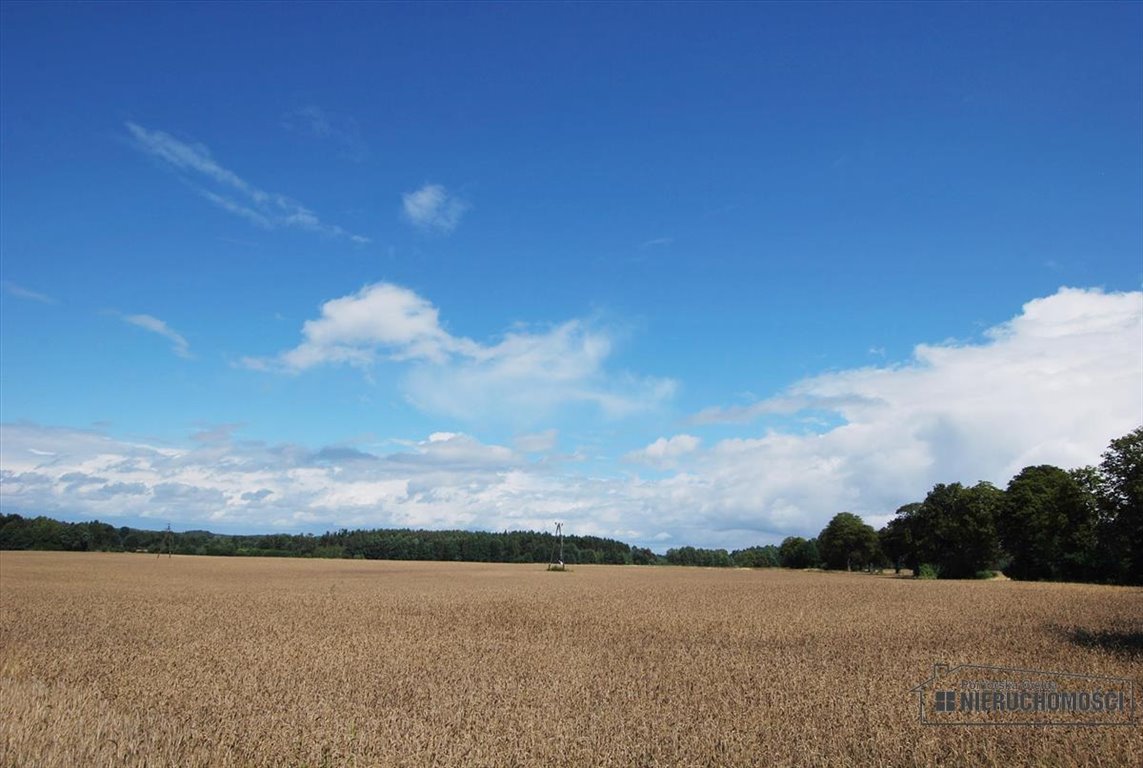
left=547, top=521, right=566, bottom=571
left=158, top=522, right=173, bottom=558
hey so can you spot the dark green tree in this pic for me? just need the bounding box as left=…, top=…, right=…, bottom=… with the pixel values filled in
left=664, top=547, right=732, bottom=567
left=817, top=512, right=881, bottom=571
left=878, top=503, right=920, bottom=574
left=911, top=482, right=1003, bottom=579
left=1094, top=427, right=1143, bottom=584
left=731, top=545, right=780, bottom=568
left=630, top=547, right=657, bottom=565
left=1000, top=465, right=1098, bottom=581
left=778, top=536, right=819, bottom=569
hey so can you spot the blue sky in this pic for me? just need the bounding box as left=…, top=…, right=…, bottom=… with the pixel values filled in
left=2, top=2, right=1141, bottom=548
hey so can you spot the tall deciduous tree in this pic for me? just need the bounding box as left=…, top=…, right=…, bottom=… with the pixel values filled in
left=878, top=503, right=920, bottom=574
left=818, top=512, right=881, bottom=571
left=778, top=536, right=819, bottom=569
left=1000, top=465, right=1099, bottom=581
left=910, top=482, right=1003, bottom=579
left=1096, top=427, right=1143, bottom=584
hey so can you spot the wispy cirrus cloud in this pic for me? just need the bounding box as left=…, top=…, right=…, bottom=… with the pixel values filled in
left=125, top=122, right=369, bottom=243
left=2, top=281, right=56, bottom=304
left=243, top=281, right=675, bottom=424
left=122, top=313, right=192, bottom=359
left=402, top=184, right=468, bottom=233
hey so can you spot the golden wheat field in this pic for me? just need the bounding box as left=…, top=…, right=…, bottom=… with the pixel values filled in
left=1, top=552, right=1140, bottom=767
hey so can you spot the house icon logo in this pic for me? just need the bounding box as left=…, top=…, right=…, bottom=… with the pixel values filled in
left=911, top=663, right=1136, bottom=727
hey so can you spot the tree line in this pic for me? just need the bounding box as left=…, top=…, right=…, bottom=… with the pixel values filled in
left=875, top=427, right=1140, bottom=584
left=0, top=519, right=645, bottom=565
left=666, top=428, right=1140, bottom=584
left=809, top=427, right=1141, bottom=584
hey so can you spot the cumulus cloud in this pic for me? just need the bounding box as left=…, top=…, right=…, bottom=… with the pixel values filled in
left=402, top=184, right=468, bottom=233
left=682, top=287, right=1142, bottom=534
left=245, top=282, right=675, bottom=423
left=126, top=122, right=369, bottom=243
left=122, top=314, right=192, bottom=359
left=264, top=283, right=469, bottom=369
left=3, top=287, right=1138, bottom=550
left=402, top=320, right=676, bottom=422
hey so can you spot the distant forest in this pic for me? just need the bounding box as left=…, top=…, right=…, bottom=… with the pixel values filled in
left=3, top=427, right=1138, bottom=585
left=0, top=512, right=794, bottom=570
left=0, top=518, right=650, bottom=565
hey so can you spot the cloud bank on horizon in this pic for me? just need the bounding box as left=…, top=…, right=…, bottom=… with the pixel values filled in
left=4, top=286, right=1139, bottom=549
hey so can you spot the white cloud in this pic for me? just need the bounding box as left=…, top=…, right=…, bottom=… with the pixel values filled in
left=679, top=286, right=1142, bottom=536
left=401, top=320, right=676, bottom=422
left=0, top=423, right=576, bottom=536
left=412, top=432, right=518, bottom=467
left=626, top=435, right=701, bottom=469
left=126, top=122, right=369, bottom=243
left=259, top=283, right=469, bottom=370
left=0, top=419, right=868, bottom=547
left=3, top=287, right=1137, bottom=551
left=402, top=184, right=468, bottom=233
left=198, top=190, right=273, bottom=229
left=126, top=122, right=256, bottom=196
left=122, top=314, right=192, bottom=359
left=246, top=281, right=675, bottom=423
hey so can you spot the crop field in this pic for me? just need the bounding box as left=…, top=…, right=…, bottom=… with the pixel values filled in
left=1, top=552, right=1140, bottom=767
